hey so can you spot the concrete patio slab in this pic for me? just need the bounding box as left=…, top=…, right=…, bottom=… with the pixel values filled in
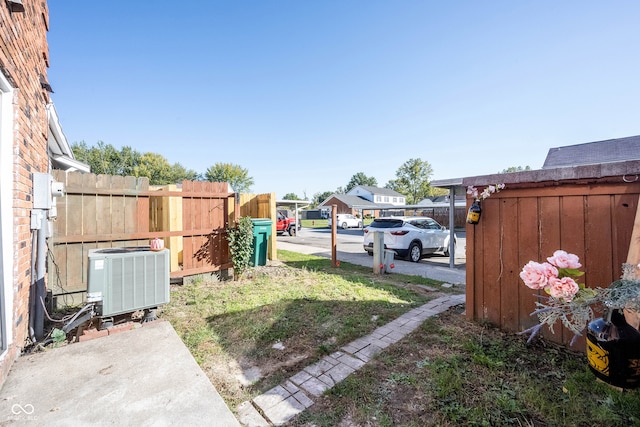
left=0, top=321, right=239, bottom=426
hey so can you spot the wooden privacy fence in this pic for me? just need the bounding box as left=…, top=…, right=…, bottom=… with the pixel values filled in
left=49, top=171, right=236, bottom=304
left=404, top=206, right=467, bottom=229
left=463, top=161, right=640, bottom=348
left=151, top=180, right=235, bottom=277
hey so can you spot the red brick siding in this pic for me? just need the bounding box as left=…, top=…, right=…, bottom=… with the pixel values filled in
left=0, top=1, right=52, bottom=387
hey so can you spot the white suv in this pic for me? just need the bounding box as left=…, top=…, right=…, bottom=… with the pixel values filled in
left=363, top=216, right=455, bottom=262
left=328, top=214, right=363, bottom=229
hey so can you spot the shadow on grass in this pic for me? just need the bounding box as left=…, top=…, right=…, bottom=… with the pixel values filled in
left=209, top=297, right=413, bottom=352
left=203, top=263, right=433, bottom=391
left=205, top=296, right=417, bottom=392
left=183, top=252, right=449, bottom=394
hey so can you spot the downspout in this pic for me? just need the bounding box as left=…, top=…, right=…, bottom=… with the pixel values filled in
left=28, top=226, right=37, bottom=343
left=34, top=212, right=47, bottom=340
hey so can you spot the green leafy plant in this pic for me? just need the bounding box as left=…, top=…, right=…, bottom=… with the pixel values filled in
left=51, top=328, right=66, bottom=346
left=226, top=216, right=255, bottom=279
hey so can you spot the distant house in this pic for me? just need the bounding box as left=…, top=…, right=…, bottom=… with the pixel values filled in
left=319, top=186, right=407, bottom=218
left=543, top=135, right=640, bottom=169
left=347, top=185, right=406, bottom=206
left=318, top=194, right=380, bottom=217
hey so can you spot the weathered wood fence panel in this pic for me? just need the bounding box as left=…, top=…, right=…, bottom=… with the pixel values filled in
left=50, top=172, right=236, bottom=304
left=464, top=171, right=640, bottom=347
left=50, top=171, right=150, bottom=305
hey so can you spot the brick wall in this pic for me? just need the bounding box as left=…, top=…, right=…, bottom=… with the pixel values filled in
left=0, top=1, right=52, bottom=387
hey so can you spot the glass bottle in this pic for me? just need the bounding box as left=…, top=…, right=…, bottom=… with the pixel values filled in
left=466, top=200, right=481, bottom=224
left=586, top=308, right=640, bottom=389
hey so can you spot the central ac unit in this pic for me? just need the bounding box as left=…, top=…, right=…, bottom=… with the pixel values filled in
left=87, top=247, right=170, bottom=317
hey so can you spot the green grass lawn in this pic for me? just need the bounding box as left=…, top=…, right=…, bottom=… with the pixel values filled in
left=162, top=251, right=640, bottom=426
left=162, top=250, right=442, bottom=409
left=292, top=306, right=640, bottom=426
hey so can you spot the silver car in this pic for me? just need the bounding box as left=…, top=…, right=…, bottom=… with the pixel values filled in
left=363, top=216, right=455, bottom=262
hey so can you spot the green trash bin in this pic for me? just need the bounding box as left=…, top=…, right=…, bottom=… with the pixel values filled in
left=250, top=218, right=272, bottom=266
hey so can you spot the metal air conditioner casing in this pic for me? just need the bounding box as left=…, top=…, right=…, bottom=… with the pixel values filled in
left=87, top=247, right=170, bottom=317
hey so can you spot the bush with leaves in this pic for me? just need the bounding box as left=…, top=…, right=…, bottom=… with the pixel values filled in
left=226, top=216, right=255, bottom=279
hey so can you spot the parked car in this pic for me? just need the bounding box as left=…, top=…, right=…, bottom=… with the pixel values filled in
left=328, top=214, right=363, bottom=229
left=276, top=211, right=298, bottom=236
left=363, top=216, right=456, bottom=262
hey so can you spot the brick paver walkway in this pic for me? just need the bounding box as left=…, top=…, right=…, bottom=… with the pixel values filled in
left=236, top=294, right=465, bottom=426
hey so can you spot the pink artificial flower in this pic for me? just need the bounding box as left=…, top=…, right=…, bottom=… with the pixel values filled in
left=547, top=250, right=582, bottom=269
left=520, top=261, right=558, bottom=290
left=466, top=186, right=479, bottom=199
left=547, top=276, right=580, bottom=301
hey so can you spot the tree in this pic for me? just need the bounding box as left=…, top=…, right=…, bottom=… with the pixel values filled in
left=169, top=162, right=201, bottom=182
left=135, top=157, right=199, bottom=185
left=500, top=165, right=531, bottom=173
left=134, top=153, right=180, bottom=185
left=282, top=193, right=300, bottom=200
left=72, top=141, right=131, bottom=176
left=72, top=141, right=200, bottom=185
left=119, top=145, right=141, bottom=177
left=345, top=172, right=378, bottom=192
left=385, top=158, right=435, bottom=205
left=312, top=191, right=333, bottom=207
left=205, top=162, right=254, bottom=193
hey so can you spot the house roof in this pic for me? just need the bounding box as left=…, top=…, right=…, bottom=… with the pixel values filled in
left=432, top=135, right=640, bottom=189
left=319, top=194, right=396, bottom=209
left=416, top=196, right=466, bottom=207
left=352, top=185, right=405, bottom=197
left=319, top=194, right=375, bottom=208
left=543, top=135, right=640, bottom=169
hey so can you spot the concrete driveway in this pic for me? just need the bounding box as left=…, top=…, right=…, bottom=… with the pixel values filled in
left=277, top=227, right=466, bottom=285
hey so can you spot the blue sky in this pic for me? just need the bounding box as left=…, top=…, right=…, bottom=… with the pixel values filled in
left=47, top=1, right=640, bottom=199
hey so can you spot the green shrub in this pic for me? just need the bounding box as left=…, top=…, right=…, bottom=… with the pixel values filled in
left=226, top=216, right=254, bottom=279
left=51, top=328, right=66, bottom=344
